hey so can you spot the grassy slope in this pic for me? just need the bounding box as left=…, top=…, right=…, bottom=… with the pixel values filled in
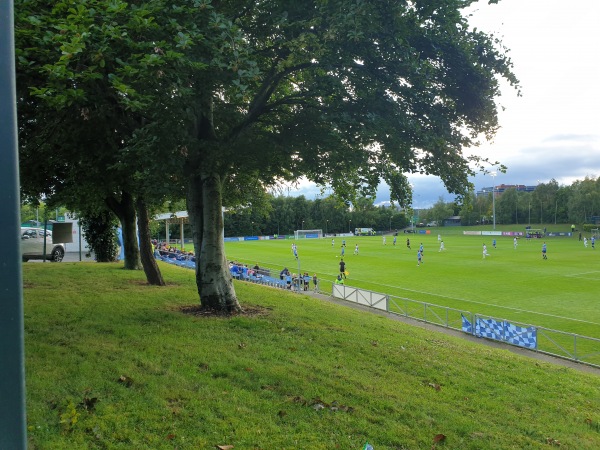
left=23, top=262, right=600, bottom=449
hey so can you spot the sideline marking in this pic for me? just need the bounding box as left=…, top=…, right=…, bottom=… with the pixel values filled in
left=566, top=271, right=600, bottom=280
left=356, top=280, right=600, bottom=327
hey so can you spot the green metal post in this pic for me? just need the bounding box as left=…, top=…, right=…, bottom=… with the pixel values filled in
left=0, top=1, right=28, bottom=448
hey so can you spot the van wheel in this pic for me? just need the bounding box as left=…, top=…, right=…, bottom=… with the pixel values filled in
left=51, top=248, right=65, bottom=262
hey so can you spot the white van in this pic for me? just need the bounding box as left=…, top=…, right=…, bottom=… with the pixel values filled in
left=21, top=227, right=66, bottom=262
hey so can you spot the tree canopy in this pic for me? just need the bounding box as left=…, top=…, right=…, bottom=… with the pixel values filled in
left=16, top=0, right=519, bottom=312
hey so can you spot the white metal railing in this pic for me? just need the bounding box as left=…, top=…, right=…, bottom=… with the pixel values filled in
left=332, top=284, right=600, bottom=368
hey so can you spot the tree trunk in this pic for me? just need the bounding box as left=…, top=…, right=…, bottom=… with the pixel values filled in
left=135, top=196, right=165, bottom=286
left=106, top=191, right=142, bottom=270
left=187, top=173, right=241, bottom=313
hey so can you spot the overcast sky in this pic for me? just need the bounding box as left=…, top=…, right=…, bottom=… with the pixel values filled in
left=287, top=0, right=600, bottom=208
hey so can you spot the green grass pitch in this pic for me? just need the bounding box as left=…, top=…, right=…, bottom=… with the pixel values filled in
left=225, top=232, right=600, bottom=339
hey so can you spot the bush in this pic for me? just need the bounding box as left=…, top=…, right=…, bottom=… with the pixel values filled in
left=79, top=212, right=119, bottom=262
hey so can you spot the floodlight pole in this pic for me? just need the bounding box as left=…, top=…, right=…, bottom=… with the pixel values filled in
left=0, top=1, right=28, bottom=447
left=491, top=172, right=497, bottom=230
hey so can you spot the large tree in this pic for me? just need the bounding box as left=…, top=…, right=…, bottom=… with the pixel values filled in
left=16, top=0, right=518, bottom=312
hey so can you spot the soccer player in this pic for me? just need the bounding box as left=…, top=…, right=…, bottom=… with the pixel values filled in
left=592, top=236, right=596, bottom=249
left=339, top=259, right=347, bottom=278
left=406, top=238, right=411, bottom=250
left=354, top=244, right=359, bottom=255
left=340, top=245, right=345, bottom=257
left=584, top=237, right=588, bottom=248
left=331, top=238, right=335, bottom=247
left=542, top=242, right=548, bottom=259
left=383, top=236, right=386, bottom=245
left=513, top=237, right=518, bottom=249
left=417, top=249, right=423, bottom=266
left=492, top=238, right=496, bottom=249
left=483, top=243, right=488, bottom=258
left=393, top=236, right=397, bottom=246
left=419, top=243, right=424, bottom=255
left=439, top=240, right=445, bottom=252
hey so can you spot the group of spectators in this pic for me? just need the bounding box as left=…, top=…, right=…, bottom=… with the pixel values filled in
left=229, top=261, right=269, bottom=279
left=279, top=267, right=317, bottom=291
left=153, top=240, right=196, bottom=262
left=152, top=241, right=323, bottom=293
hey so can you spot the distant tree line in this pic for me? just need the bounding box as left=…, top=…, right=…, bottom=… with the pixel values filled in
left=224, top=176, right=600, bottom=238
left=416, top=177, right=600, bottom=227
left=223, top=194, right=410, bottom=237
left=23, top=176, right=599, bottom=243
left=147, top=194, right=409, bottom=239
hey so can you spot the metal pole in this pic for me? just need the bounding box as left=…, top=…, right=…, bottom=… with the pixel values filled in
left=79, top=221, right=83, bottom=261
left=0, top=0, right=28, bottom=446
left=296, top=257, right=301, bottom=293
left=491, top=172, right=496, bottom=230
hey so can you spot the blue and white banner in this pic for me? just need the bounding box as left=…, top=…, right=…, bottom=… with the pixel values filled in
left=461, top=314, right=472, bottom=333
left=476, top=317, right=505, bottom=341
left=504, top=322, right=537, bottom=349
left=462, top=315, right=537, bottom=350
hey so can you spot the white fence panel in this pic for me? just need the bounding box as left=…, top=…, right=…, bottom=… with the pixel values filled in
left=332, top=284, right=388, bottom=311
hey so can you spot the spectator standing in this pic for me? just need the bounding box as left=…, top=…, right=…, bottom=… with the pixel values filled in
left=303, top=272, right=310, bottom=291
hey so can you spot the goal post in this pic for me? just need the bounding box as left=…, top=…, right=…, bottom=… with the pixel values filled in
left=294, top=229, right=323, bottom=240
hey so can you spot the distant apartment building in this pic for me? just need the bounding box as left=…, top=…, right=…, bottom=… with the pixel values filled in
left=476, top=184, right=537, bottom=197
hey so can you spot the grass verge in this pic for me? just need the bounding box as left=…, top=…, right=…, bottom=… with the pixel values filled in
left=24, top=262, right=600, bottom=449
